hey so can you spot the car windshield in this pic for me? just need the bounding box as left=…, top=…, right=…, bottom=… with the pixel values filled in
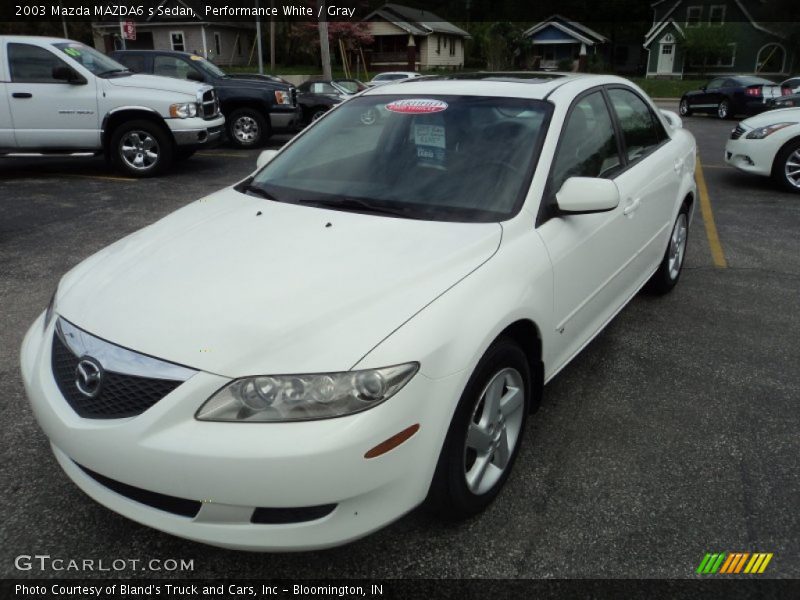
left=53, top=42, right=130, bottom=76
left=191, top=56, right=228, bottom=78
left=249, top=95, right=552, bottom=222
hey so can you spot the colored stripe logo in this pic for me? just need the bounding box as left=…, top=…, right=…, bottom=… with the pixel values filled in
left=696, top=552, right=773, bottom=574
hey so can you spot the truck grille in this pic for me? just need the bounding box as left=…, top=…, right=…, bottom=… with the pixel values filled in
left=730, top=125, right=746, bottom=140
left=291, top=86, right=297, bottom=107
left=200, top=89, right=220, bottom=120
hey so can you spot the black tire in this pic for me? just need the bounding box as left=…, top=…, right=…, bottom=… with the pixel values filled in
left=771, top=138, right=800, bottom=193
left=679, top=98, right=692, bottom=117
left=646, top=202, right=691, bottom=294
left=109, top=119, right=173, bottom=177
left=717, top=99, right=732, bottom=120
left=174, top=148, right=196, bottom=162
left=227, top=108, right=269, bottom=148
left=426, top=337, right=531, bottom=520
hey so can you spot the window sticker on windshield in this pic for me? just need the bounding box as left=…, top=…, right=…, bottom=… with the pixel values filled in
left=414, top=121, right=446, bottom=169
left=190, top=55, right=203, bottom=61
left=385, top=99, right=448, bottom=114
left=63, top=47, right=81, bottom=57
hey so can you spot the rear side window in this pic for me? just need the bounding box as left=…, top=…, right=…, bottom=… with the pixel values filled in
left=8, top=43, right=69, bottom=83
left=607, top=88, right=666, bottom=162
left=550, top=90, right=622, bottom=194
left=116, top=54, right=146, bottom=73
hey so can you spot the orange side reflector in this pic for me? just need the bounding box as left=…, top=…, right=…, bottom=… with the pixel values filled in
left=364, top=424, right=420, bottom=459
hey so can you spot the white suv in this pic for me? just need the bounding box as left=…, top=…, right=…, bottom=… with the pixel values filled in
left=0, top=36, right=225, bottom=176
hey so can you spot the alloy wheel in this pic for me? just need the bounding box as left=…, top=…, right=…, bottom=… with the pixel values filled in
left=717, top=101, right=729, bottom=119
left=233, top=115, right=259, bottom=143
left=463, top=367, right=525, bottom=495
left=785, top=149, right=800, bottom=189
left=668, top=213, right=688, bottom=280
left=679, top=99, right=689, bottom=116
left=120, top=131, right=159, bottom=171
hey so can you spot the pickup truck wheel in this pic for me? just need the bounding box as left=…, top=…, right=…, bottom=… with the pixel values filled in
left=110, top=120, right=173, bottom=177
left=228, top=108, right=268, bottom=148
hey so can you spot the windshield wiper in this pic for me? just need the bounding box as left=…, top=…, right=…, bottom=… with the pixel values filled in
left=297, top=197, right=419, bottom=219
left=240, top=184, right=278, bottom=201
left=97, top=68, right=131, bottom=77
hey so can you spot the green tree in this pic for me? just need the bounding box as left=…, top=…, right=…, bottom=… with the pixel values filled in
left=680, top=25, right=735, bottom=77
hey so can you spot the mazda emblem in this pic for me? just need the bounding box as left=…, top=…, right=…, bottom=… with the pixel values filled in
left=75, top=357, right=104, bottom=398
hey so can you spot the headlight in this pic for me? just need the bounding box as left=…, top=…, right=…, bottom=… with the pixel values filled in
left=196, top=363, right=419, bottom=422
left=274, top=90, right=292, bottom=105
left=169, top=102, right=198, bottom=118
left=43, top=291, right=56, bottom=330
left=745, top=122, right=794, bottom=139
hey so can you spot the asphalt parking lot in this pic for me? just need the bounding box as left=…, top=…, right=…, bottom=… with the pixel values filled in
left=1, top=111, right=798, bottom=580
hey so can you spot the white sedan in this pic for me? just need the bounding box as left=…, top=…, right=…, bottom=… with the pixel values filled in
left=725, top=108, right=800, bottom=192
left=367, top=71, right=421, bottom=86
left=21, top=74, right=697, bottom=551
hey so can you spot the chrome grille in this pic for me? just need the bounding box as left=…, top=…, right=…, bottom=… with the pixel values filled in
left=51, top=318, right=196, bottom=419
left=731, top=125, right=746, bottom=140
left=199, top=88, right=220, bottom=120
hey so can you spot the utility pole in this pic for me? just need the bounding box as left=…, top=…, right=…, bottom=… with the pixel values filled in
left=317, top=0, right=332, bottom=79
left=270, top=0, right=276, bottom=71
left=255, top=0, right=264, bottom=74
left=59, top=0, right=68, bottom=38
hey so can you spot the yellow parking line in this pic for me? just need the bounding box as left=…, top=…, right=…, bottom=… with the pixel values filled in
left=695, top=158, right=728, bottom=268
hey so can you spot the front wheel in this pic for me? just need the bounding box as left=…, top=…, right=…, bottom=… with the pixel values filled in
left=772, top=139, right=800, bottom=193
left=646, top=202, right=690, bottom=294
left=679, top=98, right=692, bottom=117
left=228, top=108, right=268, bottom=148
left=717, top=99, right=731, bottom=120
left=426, top=338, right=531, bottom=520
left=109, top=120, right=173, bottom=177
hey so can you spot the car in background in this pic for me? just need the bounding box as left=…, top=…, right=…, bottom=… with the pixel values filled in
left=110, top=50, right=300, bottom=148
left=768, top=92, right=800, bottom=110
left=725, top=108, right=800, bottom=192
left=0, top=36, right=224, bottom=176
left=296, top=79, right=368, bottom=123
left=22, top=73, right=697, bottom=551
left=367, top=71, right=421, bottom=87
left=781, top=77, right=800, bottom=94
left=679, top=76, right=792, bottom=120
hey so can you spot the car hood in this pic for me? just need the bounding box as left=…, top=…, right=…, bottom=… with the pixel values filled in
left=218, top=76, right=286, bottom=91
left=107, top=73, right=205, bottom=96
left=56, top=191, right=502, bottom=378
left=740, top=107, right=800, bottom=128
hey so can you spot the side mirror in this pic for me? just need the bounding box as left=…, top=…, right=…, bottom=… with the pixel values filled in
left=556, top=177, right=620, bottom=214
left=661, top=109, right=683, bottom=129
left=256, top=149, right=279, bottom=169
left=187, top=70, right=204, bottom=83
left=52, top=65, right=85, bottom=85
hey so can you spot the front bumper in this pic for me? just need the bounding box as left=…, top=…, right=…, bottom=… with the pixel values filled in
left=20, top=313, right=463, bottom=551
left=270, top=107, right=303, bottom=132
left=168, top=115, right=226, bottom=147
left=724, top=136, right=775, bottom=177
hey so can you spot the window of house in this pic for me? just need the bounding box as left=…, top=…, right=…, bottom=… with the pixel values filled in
left=709, top=5, right=726, bottom=26
left=690, top=44, right=736, bottom=68
left=436, top=35, right=441, bottom=54
left=8, top=43, right=71, bottom=83
left=214, top=32, right=222, bottom=56
left=686, top=6, right=702, bottom=27
left=450, top=38, right=456, bottom=56
left=170, top=32, right=185, bottom=52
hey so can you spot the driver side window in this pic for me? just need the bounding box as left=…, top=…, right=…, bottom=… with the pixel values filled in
left=707, top=78, right=724, bottom=91
left=8, top=43, right=71, bottom=83
left=550, top=90, right=622, bottom=195
left=153, top=56, right=202, bottom=81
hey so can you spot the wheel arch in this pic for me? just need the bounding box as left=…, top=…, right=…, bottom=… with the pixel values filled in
left=770, top=134, right=800, bottom=176
left=220, top=98, right=270, bottom=119
left=102, top=108, right=172, bottom=151
left=495, top=319, right=544, bottom=413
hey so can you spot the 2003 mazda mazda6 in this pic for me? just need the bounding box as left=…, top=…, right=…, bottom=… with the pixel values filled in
left=21, top=73, right=697, bottom=551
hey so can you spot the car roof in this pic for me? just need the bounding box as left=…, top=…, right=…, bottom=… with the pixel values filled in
left=361, top=72, right=635, bottom=101
left=111, top=49, right=198, bottom=58
left=0, top=35, right=75, bottom=44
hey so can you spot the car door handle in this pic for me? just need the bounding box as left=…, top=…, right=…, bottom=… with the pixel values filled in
left=623, top=197, right=641, bottom=216
left=12, top=92, right=32, bottom=99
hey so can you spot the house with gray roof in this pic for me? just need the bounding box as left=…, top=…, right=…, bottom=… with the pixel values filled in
left=362, top=3, right=471, bottom=71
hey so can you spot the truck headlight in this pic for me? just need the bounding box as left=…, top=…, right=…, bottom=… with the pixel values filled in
left=169, top=102, right=198, bottom=118
left=196, top=363, right=419, bottom=422
left=274, top=90, right=292, bottom=106
left=745, top=122, right=794, bottom=139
